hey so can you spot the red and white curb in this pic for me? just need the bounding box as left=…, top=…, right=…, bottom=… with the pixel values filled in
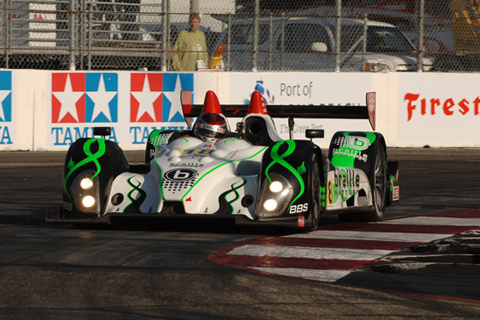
left=209, top=209, right=480, bottom=283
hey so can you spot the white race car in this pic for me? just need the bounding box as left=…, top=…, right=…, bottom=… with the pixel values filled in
left=47, top=90, right=399, bottom=231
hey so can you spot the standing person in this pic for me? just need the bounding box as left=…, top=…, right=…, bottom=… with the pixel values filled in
left=172, top=13, right=209, bottom=71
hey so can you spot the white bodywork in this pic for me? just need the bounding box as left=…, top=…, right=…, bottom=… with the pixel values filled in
left=105, top=136, right=266, bottom=220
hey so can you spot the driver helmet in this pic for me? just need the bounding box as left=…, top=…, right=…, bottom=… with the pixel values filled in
left=193, top=113, right=227, bottom=142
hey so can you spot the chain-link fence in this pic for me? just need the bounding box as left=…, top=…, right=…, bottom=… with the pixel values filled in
left=0, top=0, right=479, bottom=71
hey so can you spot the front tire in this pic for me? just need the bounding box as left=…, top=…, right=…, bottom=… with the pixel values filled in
left=305, top=153, right=321, bottom=231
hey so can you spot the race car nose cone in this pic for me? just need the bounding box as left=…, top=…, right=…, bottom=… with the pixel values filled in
left=169, top=156, right=181, bottom=163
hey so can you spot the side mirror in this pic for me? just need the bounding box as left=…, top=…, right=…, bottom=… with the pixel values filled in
left=93, top=127, right=111, bottom=137
left=306, top=129, right=324, bottom=139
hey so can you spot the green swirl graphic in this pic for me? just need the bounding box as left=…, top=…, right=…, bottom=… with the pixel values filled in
left=124, top=176, right=146, bottom=213
left=225, top=178, right=247, bottom=214
left=265, top=141, right=305, bottom=210
left=63, top=138, right=106, bottom=201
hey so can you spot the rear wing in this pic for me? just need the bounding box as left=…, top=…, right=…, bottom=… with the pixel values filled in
left=181, top=91, right=376, bottom=130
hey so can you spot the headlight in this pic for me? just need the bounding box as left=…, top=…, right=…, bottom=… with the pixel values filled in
left=263, top=199, right=278, bottom=211
left=80, top=178, right=94, bottom=189
left=257, top=173, right=293, bottom=218
left=269, top=181, right=283, bottom=193
left=82, top=195, right=96, bottom=208
left=364, top=62, right=390, bottom=72
left=71, top=170, right=100, bottom=214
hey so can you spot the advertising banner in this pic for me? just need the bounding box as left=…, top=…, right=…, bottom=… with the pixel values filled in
left=0, top=71, right=15, bottom=149
left=47, top=72, right=193, bottom=150
left=398, top=73, right=480, bottom=146
left=229, top=73, right=373, bottom=146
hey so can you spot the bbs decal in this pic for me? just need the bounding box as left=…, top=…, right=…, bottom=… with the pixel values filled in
left=289, top=203, right=308, bottom=214
left=62, top=201, right=73, bottom=211
left=164, top=169, right=197, bottom=181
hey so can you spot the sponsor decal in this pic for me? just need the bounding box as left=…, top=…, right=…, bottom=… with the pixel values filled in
left=346, top=136, right=370, bottom=150
left=280, top=81, right=313, bottom=99
left=164, top=169, right=197, bottom=182
left=170, top=163, right=204, bottom=168
left=0, top=71, right=13, bottom=145
left=331, top=133, right=376, bottom=167
left=243, top=80, right=275, bottom=105
left=182, top=149, right=214, bottom=155
left=51, top=72, right=119, bottom=146
left=52, top=126, right=118, bottom=146
left=162, top=168, right=198, bottom=194
left=199, top=122, right=225, bottom=133
left=332, top=168, right=361, bottom=201
left=327, top=179, right=334, bottom=205
left=332, top=148, right=368, bottom=162
left=62, top=201, right=73, bottom=211
left=130, top=125, right=187, bottom=145
left=279, top=123, right=323, bottom=135
left=405, top=93, right=480, bottom=121
left=289, top=203, right=308, bottom=214
left=297, top=215, right=305, bottom=227
left=130, top=73, right=190, bottom=123
left=393, top=186, right=400, bottom=201
left=52, top=72, right=118, bottom=123
left=50, top=73, right=193, bottom=147
left=129, top=73, right=193, bottom=145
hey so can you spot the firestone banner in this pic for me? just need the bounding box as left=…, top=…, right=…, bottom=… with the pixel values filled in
left=48, top=72, right=193, bottom=149
left=398, top=73, right=480, bottom=146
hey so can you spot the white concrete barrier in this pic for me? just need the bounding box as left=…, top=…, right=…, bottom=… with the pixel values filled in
left=1, top=69, right=479, bottom=151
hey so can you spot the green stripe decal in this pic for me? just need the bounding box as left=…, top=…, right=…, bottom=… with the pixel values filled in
left=225, top=178, right=247, bottom=214
left=331, top=132, right=377, bottom=168
left=63, top=138, right=106, bottom=201
left=266, top=140, right=305, bottom=210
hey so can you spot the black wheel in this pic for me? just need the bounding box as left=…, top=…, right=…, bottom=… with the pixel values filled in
left=338, top=143, right=386, bottom=223
left=363, top=144, right=387, bottom=221
left=305, top=153, right=321, bottom=231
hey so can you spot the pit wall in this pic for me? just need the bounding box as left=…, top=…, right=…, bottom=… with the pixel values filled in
left=1, top=70, right=479, bottom=151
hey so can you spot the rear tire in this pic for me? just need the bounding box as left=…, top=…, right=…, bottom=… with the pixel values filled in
left=338, top=143, right=386, bottom=222
left=361, top=144, right=387, bottom=221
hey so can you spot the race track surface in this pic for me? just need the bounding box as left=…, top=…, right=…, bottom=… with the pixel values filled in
left=1, top=148, right=480, bottom=319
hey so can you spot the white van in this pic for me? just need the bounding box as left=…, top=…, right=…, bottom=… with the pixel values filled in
left=216, top=17, right=433, bottom=72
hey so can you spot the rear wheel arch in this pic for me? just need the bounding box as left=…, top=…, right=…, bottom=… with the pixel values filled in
left=328, top=131, right=387, bottom=222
